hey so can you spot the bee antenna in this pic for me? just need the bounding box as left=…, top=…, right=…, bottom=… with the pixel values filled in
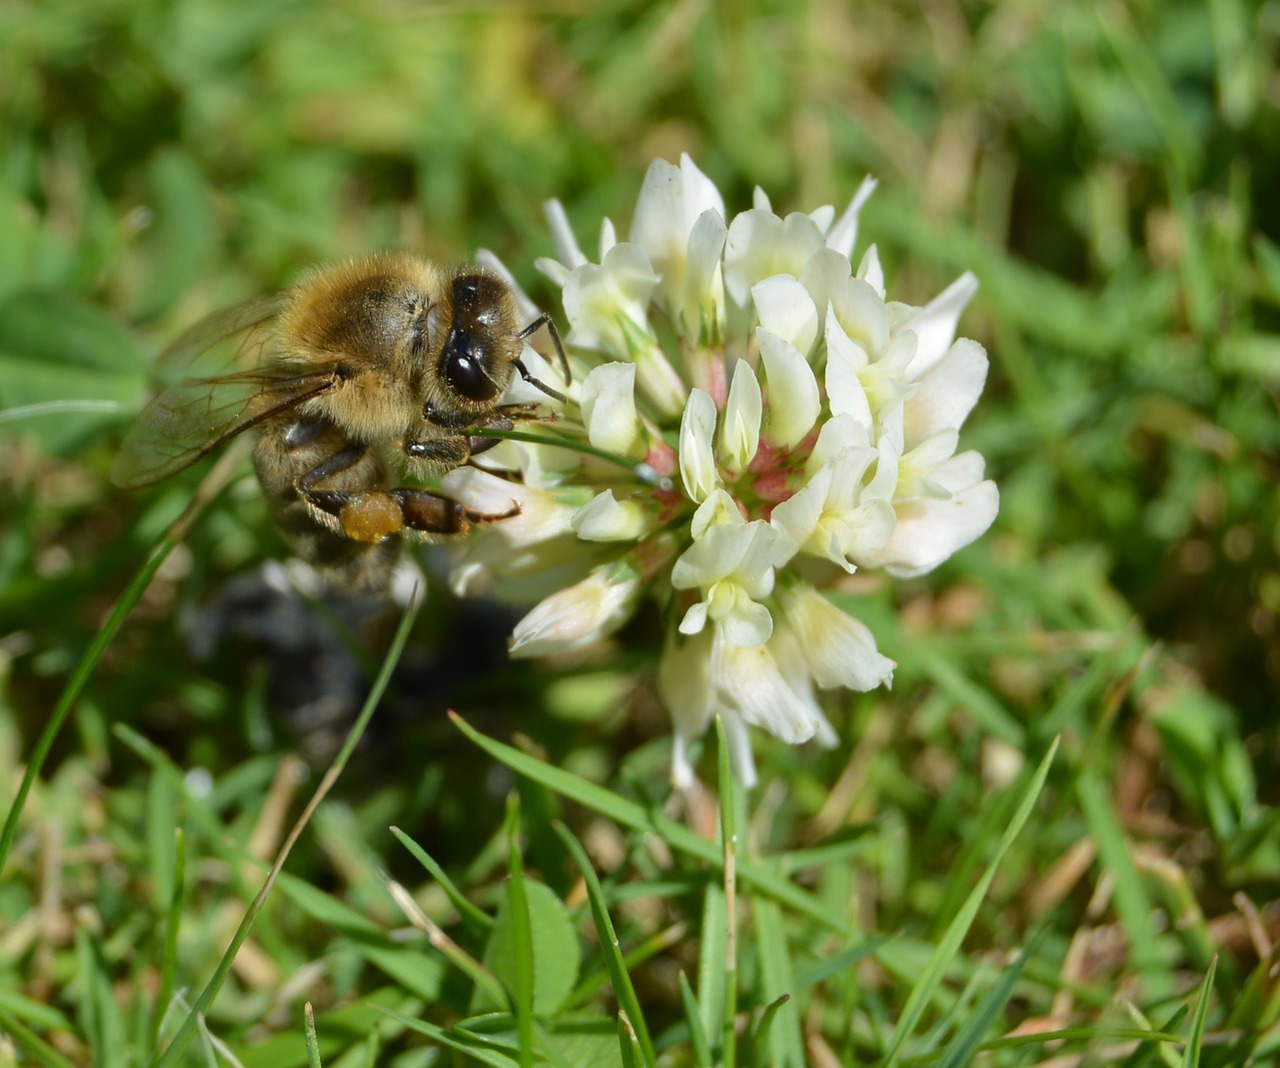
left=517, top=313, right=572, bottom=387
left=515, top=359, right=568, bottom=404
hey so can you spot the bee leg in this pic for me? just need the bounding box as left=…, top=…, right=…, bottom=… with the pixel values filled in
left=390, top=488, right=520, bottom=536
left=294, top=445, right=408, bottom=544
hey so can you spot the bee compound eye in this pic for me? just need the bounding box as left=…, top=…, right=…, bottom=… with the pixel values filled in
left=443, top=345, right=499, bottom=402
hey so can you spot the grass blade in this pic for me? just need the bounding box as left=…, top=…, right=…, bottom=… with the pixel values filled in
left=0, top=444, right=246, bottom=877
left=449, top=711, right=844, bottom=932
left=553, top=821, right=657, bottom=1068
left=934, top=929, right=1046, bottom=1068
left=882, top=738, right=1059, bottom=1066
left=153, top=583, right=422, bottom=1067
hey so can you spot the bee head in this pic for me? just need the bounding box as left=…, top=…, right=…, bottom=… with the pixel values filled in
left=436, top=272, right=520, bottom=404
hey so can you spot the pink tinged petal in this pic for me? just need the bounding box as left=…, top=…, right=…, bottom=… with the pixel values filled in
left=508, top=563, right=642, bottom=658
left=904, top=338, right=989, bottom=446
left=824, top=310, right=873, bottom=428
left=757, top=328, right=820, bottom=449
left=721, top=360, right=762, bottom=472
left=580, top=362, right=641, bottom=456
left=829, top=275, right=890, bottom=357
left=751, top=274, right=819, bottom=352
left=856, top=244, right=886, bottom=299
left=872, top=479, right=1000, bottom=578
left=900, top=271, right=979, bottom=380
left=711, top=634, right=821, bottom=744
left=543, top=198, right=587, bottom=269
left=825, top=174, right=878, bottom=260
left=779, top=585, right=896, bottom=691
left=572, top=490, right=648, bottom=541
left=678, top=388, right=721, bottom=503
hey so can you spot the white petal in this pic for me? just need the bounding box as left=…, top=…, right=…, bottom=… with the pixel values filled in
left=689, top=488, right=745, bottom=540
left=679, top=598, right=710, bottom=635
left=809, top=204, right=835, bottom=232
left=683, top=209, right=728, bottom=341
left=719, top=712, right=759, bottom=788
left=562, top=243, right=658, bottom=357
left=824, top=308, right=873, bottom=428
left=720, top=360, right=762, bottom=472
left=872, top=480, right=999, bottom=577
left=756, top=328, right=820, bottom=449
left=904, top=338, right=989, bottom=446
left=825, top=174, right=877, bottom=259
left=721, top=592, right=775, bottom=647
left=671, top=520, right=753, bottom=589
left=579, top=362, right=640, bottom=456
left=724, top=209, right=825, bottom=307
left=807, top=414, right=873, bottom=476
left=678, top=388, right=721, bottom=503
left=769, top=466, right=830, bottom=561
left=751, top=274, right=818, bottom=353
left=571, top=490, right=648, bottom=541
left=658, top=629, right=716, bottom=786
left=599, top=216, right=618, bottom=259
left=630, top=155, right=725, bottom=317
left=711, top=634, right=820, bottom=744
left=934, top=450, right=988, bottom=492
left=801, top=247, right=854, bottom=327
left=543, top=198, right=587, bottom=269
left=779, top=585, right=895, bottom=691
left=900, top=271, right=979, bottom=380
left=752, top=187, right=772, bottom=212
left=508, top=564, right=641, bottom=658
left=829, top=276, right=890, bottom=358
left=535, top=256, right=572, bottom=289
left=856, top=244, right=885, bottom=299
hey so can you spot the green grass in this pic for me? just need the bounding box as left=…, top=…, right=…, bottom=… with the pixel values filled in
left=3, top=0, right=1280, bottom=1064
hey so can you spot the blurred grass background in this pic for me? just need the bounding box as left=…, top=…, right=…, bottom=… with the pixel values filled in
left=2, top=0, right=1280, bottom=1064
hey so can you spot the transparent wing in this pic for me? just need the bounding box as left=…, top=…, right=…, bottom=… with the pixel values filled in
left=153, top=293, right=289, bottom=379
left=112, top=368, right=338, bottom=487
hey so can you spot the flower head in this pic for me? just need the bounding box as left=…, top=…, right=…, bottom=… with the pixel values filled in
left=454, top=156, right=998, bottom=787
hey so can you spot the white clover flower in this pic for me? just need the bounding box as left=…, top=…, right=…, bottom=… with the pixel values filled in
left=451, top=157, right=999, bottom=786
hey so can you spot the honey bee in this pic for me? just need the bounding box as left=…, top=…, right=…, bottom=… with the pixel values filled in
left=113, top=251, right=570, bottom=589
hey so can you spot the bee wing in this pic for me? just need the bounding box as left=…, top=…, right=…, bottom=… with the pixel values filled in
left=111, top=368, right=337, bottom=487
left=152, top=292, right=289, bottom=379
